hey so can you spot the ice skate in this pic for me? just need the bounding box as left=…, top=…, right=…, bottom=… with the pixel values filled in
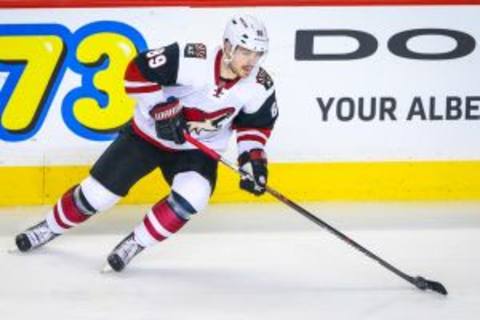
left=105, top=233, right=144, bottom=272
left=14, top=220, right=59, bottom=252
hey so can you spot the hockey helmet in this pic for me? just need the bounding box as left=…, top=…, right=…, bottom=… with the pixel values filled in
left=223, top=14, right=269, bottom=54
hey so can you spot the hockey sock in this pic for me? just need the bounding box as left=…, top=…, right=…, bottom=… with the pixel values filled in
left=45, top=186, right=93, bottom=234
left=133, top=195, right=192, bottom=247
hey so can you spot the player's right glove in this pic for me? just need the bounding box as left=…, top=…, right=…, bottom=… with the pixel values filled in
left=238, top=149, right=268, bottom=196
left=149, top=97, right=187, bottom=144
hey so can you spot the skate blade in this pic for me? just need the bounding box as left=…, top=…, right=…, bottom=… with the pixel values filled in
left=100, top=263, right=113, bottom=274
left=7, top=247, right=20, bottom=254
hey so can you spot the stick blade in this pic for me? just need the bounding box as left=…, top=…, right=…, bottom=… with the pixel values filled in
left=428, top=280, right=448, bottom=295
left=414, top=276, right=448, bottom=295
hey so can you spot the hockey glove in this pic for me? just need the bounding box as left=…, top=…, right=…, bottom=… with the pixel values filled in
left=149, top=97, right=187, bottom=144
left=238, top=149, right=268, bottom=196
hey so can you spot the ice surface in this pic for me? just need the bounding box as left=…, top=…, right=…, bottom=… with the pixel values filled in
left=1, top=202, right=479, bottom=320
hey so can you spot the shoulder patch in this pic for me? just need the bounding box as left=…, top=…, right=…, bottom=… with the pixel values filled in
left=256, top=68, right=274, bottom=90
left=184, top=43, right=207, bottom=59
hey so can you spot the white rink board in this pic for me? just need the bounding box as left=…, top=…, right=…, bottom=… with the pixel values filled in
left=0, top=6, right=479, bottom=165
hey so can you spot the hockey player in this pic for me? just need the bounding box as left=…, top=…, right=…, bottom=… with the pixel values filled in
left=14, top=14, right=278, bottom=272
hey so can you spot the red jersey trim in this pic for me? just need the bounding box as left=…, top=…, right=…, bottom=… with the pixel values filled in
left=235, top=127, right=272, bottom=138
left=125, top=61, right=147, bottom=82
left=125, top=85, right=162, bottom=94
left=237, top=135, right=267, bottom=145
left=131, top=120, right=177, bottom=152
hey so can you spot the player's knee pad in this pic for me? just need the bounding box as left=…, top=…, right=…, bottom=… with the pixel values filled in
left=169, top=171, right=212, bottom=220
left=78, top=176, right=121, bottom=214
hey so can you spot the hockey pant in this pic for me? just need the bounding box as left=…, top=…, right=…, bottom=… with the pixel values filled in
left=45, top=122, right=217, bottom=246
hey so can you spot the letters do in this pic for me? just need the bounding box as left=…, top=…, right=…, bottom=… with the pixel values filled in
left=295, top=28, right=476, bottom=61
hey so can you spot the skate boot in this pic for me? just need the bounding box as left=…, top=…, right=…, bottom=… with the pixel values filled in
left=15, top=220, right=59, bottom=252
left=106, top=233, right=145, bottom=272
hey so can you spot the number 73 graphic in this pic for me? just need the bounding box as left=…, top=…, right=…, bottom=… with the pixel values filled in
left=0, top=22, right=147, bottom=142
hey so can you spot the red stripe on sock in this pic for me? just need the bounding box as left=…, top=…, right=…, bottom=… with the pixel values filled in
left=53, top=205, right=70, bottom=229
left=61, top=188, right=89, bottom=224
left=151, top=200, right=186, bottom=233
left=143, top=216, right=166, bottom=241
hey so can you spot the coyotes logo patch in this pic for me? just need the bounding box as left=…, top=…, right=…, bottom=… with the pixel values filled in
left=184, top=43, right=207, bottom=59
left=256, top=68, right=273, bottom=90
left=184, top=107, right=235, bottom=134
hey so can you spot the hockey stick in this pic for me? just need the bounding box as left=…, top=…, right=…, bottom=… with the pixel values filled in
left=183, top=132, right=448, bottom=296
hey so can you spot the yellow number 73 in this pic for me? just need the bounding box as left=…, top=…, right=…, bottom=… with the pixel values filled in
left=0, top=23, right=147, bottom=141
left=0, top=35, right=65, bottom=135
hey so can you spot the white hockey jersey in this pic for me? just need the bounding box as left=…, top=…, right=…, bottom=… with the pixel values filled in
left=124, top=42, right=278, bottom=154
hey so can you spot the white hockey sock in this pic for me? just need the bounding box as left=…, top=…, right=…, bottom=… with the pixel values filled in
left=134, top=198, right=187, bottom=248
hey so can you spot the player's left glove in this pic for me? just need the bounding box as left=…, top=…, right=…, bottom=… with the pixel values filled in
left=238, top=149, right=268, bottom=196
left=149, top=97, right=187, bottom=144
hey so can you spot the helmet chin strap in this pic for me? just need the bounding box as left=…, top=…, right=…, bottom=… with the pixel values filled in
left=222, top=45, right=235, bottom=64
left=222, top=46, right=241, bottom=78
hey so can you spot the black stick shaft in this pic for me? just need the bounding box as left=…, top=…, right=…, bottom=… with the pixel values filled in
left=264, top=185, right=415, bottom=285
left=184, top=133, right=416, bottom=287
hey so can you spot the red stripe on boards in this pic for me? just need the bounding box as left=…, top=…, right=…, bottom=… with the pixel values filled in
left=1, top=0, right=480, bottom=9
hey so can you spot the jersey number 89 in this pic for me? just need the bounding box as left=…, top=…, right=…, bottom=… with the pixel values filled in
left=146, top=48, right=167, bottom=69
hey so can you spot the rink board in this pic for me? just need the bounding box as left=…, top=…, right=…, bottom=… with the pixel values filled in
left=1, top=160, right=479, bottom=205
left=1, top=1, right=480, bottom=205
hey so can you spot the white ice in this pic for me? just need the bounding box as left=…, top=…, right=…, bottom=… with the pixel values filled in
left=1, top=202, right=479, bottom=320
